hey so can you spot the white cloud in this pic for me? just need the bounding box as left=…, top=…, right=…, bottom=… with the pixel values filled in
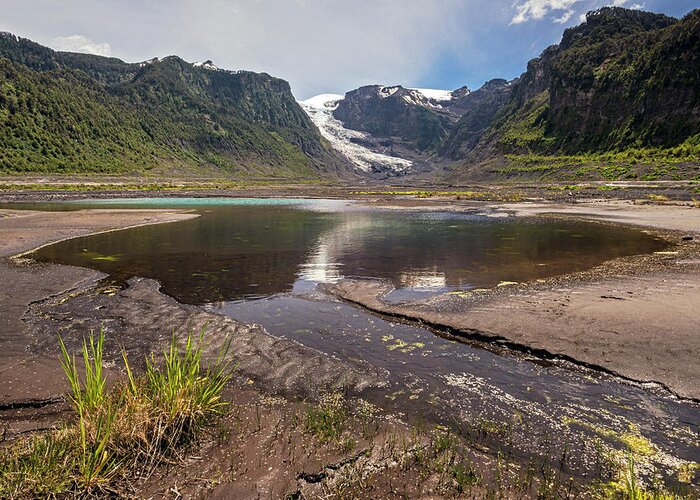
left=513, top=0, right=647, bottom=26
left=608, top=0, right=646, bottom=10
left=511, top=0, right=581, bottom=24
left=51, top=34, right=112, bottom=56
left=553, top=8, right=575, bottom=23
left=166, top=0, right=486, bottom=98
left=605, top=0, right=646, bottom=9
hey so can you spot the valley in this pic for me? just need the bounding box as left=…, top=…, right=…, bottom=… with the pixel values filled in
left=0, top=3, right=698, bottom=499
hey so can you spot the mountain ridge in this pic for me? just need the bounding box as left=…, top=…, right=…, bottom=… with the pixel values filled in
left=1, top=6, right=698, bottom=181
left=0, top=32, right=352, bottom=178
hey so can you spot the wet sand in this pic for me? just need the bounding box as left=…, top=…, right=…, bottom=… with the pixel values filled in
left=0, top=209, right=202, bottom=431
left=485, top=199, right=700, bottom=234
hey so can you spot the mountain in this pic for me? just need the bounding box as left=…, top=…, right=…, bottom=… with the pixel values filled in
left=481, top=8, right=698, bottom=151
left=301, top=85, right=479, bottom=176
left=301, top=7, right=699, bottom=181
left=0, top=32, right=351, bottom=177
left=333, top=85, right=464, bottom=152
left=438, top=79, right=512, bottom=160
left=445, top=7, right=700, bottom=178
left=2, top=7, right=698, bottom=181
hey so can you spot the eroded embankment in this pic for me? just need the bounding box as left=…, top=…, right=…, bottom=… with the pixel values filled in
left=24, top=277, right=387, bottom=399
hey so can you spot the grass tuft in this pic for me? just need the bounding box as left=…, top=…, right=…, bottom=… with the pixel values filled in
left=0, top=327, right=232, bottom=497
left=304, top=392, right=347, bottom=443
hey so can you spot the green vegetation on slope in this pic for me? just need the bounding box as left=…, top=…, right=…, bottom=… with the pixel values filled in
left=0, top=59, right=170, bottom=173
left=445, top=7, right=700, bottom=180
left=494, top=8, right=699, bottom=156
left=494, top=134, right=700, bottom=180
left=0, top=33, right=348, bottom=177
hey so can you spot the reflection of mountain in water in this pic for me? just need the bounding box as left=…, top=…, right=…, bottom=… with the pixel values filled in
left=295, top=212, right=666, bottom=294
left=32, top=206, right=666, bottom=305
left=296, top=214, right=389, bottom=285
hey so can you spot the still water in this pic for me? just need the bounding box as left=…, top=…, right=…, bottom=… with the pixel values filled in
left=28, top=198, right=699, bottom=480
left=32, top=198, right=666, bottom=303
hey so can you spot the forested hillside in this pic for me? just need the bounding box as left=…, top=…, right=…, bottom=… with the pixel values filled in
left=0, top=33, right=349, bottom=177
left=447, top=7, right=700, bottom=180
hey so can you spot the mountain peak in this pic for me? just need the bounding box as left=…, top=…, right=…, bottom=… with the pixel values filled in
left=561, top=6, right=676, bottom=50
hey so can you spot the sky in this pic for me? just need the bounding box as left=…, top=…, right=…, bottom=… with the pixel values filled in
left=1, top=0, right=697, bottom=99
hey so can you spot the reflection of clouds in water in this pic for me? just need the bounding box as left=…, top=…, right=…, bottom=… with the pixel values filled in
left=298, top=241, right=344, bottom=283
left=297, top=214, right=378, bottom=283
left=399, top=268, right=446, bottom=289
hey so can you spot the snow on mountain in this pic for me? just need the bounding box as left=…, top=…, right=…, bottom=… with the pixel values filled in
left=410, top=88, right=454, bottom=102
left=302, top=93, right=344, bottom=109
left=375, top=86, right=458, bottom=109
left=193, top=60, right=219, bottom=70
left=378, top=86, right=401, bottom=98
left=138, top=57, right=161, bottom=67
left=300, top=94, right=413, bottom=174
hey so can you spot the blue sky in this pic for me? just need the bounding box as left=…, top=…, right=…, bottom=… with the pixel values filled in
left=429, top=0, right=699, bottom=93
left=1, top=0, right=697, bottom=99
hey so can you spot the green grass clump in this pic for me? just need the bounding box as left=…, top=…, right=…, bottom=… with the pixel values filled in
left=591, top=454, right=685, bottom=499
left=0, top=328, right=232, bottom=497
left=304, top=392, right=347, bottom=443
left=0, top=431, right=75, bottom=496
left=136, top=331, right=232, bottom=454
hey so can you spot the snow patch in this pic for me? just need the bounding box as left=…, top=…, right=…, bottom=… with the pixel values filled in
left=139, top=57, right=160, bottom=67
left=378, top=86, right=400, bottom=98
left=300, top=94, right=413, bottom=174
left=302, top=94, right=344, bottom=109
left=193, top=60, right=219, bottom=70
left=410, top=88, right=454, bottom=102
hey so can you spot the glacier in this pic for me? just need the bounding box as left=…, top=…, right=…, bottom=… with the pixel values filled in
left=300, top=94, right=413, bottom=174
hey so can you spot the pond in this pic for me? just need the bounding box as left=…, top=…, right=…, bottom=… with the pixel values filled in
left=31, top=197, right=666, bottom=303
